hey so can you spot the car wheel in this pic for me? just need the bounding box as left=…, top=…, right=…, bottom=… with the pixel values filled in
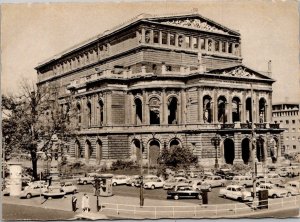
left=287, top=192, right=292, bottom=197
left=223, top=195, right=227, bottom=199
left=131, top=182, right=135, bottom=187
left=208, top=187, right=212, bottom=192
left=113, top=182, right=117, bottom=186
left=272, top=194, right=278, bottom=198
left=151, top=185, right=155, bottom=190
left=174, top=195, right=179, bottom=200
left=26, top=193, right=32, bottom=199
left=73, top=190, right=77, bottom=194
left=197, top=194, right=202, bottom=200
left=83, top=181, right=87, bottom=185
left=237, top=197, right=242, bottom=202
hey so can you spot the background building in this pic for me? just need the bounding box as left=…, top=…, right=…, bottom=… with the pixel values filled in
left=272, top=103, right=300, bottom=154
left=35, top=12, right=283, bottom=167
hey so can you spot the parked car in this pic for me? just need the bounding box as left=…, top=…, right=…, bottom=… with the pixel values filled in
left=219, top=185, right=253, bottom=202
left=167, top=185, right=202, bottom=200
left=188, top=179, right=212, bottom=192
left=256, top=183, right=288, bottom=198
left=20, top=184, right=48, bottom=199
left=134, top=175, right=159, bottom=187
left=144, top=178, right=164, bottom=189
left=285, top=181, right=300, bottom=196
left=203, top=176, right=226, bottom=188
left=257, top=173, right=284, bottom=185
left=43, top=185, right=66, bottom=199
left=77, top=175, right=95, bottom=185
left=231, top=176, right=253, bottom=187
left=126, top=175, right=140, bottom=186
left=277, top=167, right=294, bottom=177
left=61, top=182, right=78, bottom=194
left=163, top=177, right=189, bottom=190
left=112, top=175, right=129, bottom=186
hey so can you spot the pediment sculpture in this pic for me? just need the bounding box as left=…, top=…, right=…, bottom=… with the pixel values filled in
left=162, top=18, right=229, bottom=34
left=222, top=67, right=256, bottom=78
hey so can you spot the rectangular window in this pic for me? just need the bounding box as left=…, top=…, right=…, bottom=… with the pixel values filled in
left=286, top=120, right=289, bottom=124
left=222, top=42, right=226, bottom=52
left=292, top=120, right=295, bottom=124
left=228, top=43, right=233, bottom=53
left=200, top=39, right=205, bottom=50
left=162, top=32, right=167, bottom=44
left=185, top=36, right=190, bottom=48
left=292, top=136, right=296, bottom=141
left=215, top=41, right=220, bottom=52
left=153, top=30, right=159, bottom=44
left=292, top=128, right=296, bottom=132
left=293, top=145, right=296, bottom=149
left=286, top=136, right=289, bottom=140
left=170, top=33, right=175, bottom=46
left=192, top=37, right=198, bottom=49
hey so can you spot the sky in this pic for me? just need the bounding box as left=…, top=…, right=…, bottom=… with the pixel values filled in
left=1, top=0, right=300, bottom=104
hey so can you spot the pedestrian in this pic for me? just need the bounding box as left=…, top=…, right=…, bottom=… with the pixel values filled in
left=48, top=176, right=52, bottom=187
left=72, top=195, right=77, bottom=212
left=82, top=193, right=90, bottom=212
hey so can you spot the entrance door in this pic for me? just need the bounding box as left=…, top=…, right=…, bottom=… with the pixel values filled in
left=149, top=140, right=160, bottom=166
left=224, top=139, right=235, bottom=164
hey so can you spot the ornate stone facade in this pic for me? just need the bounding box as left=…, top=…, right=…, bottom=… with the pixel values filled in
left=36, top=12, right=283, bottom=167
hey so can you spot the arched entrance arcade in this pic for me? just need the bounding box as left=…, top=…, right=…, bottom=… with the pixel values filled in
left=224, top=138, right=235, bottom=164
left=148, top=140, right=160, bottom=166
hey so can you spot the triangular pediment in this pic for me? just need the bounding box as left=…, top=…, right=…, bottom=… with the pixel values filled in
left=207, top=65, right=274, bottom=81
left=146, top=14, right=239, bottom=36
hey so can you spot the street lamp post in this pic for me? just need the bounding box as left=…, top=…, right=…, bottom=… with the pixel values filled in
left=211, top=134, right=221, bottom=169
left=139, top=137, right=144, bottom=207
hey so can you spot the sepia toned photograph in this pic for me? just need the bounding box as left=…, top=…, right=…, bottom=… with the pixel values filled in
left=1, top=0, right=300, bottom=220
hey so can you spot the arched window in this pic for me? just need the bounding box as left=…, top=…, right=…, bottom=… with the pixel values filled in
left=149, top=140, right=160, bottom=166
left=99, top=100, right=104, bottom=126
left=203, top=95, right=212, bottom=123
left=232, top=97, right=240, bottom=122
left=75, top=140, right=82, bottom=159
left=85, top=140, right=92, bottom=160
left=217, top=96, right=227, bottom=123
left=168, top=97, right=178, bottom=124
left=134, top=98, right=143, bottom=125
left=169, top=139, right=181, bottom=149
left=87, top=102, right=92, bottom=128
left=259, top=98, right=267, bottom=123
left=149, top=97, right=160, bottom=125
left=96, top=139, right=102, bottom=163
left=246, top=98, right=252, bottom=123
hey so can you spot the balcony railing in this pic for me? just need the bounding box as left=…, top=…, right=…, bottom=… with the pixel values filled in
left=240, top=123, right=251, bottom=129
left=269, top=123, right=280, bottom=129
left=254, top=123, right=267, bottom=129
left=221, top=123, right=235, bottom=129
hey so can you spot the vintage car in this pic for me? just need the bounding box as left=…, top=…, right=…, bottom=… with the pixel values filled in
left=188, top=179, right=212, bottom=192
left=112, top=175, right=129, bottom=186
left=203, top=176, right=226, bottom=188
left=126, top=175, right=140, bottom=186
left=143, top=178, right=164, bottom=189
left=219, top=185, right=253, bottom=202
left=134, top=175, right=159, bottom=187
left=256, top=183, right=288, bottom=198
left=285, top=181, right=300, bottom=196
left=61, top=182, right=78, bottom=194
left=42, top=185, right=66, bottom=199
left=276, top=167, right=294, bottom=177
left=163, top=177, right=189, bottom=190
left=77, top=173, right=99, bottom=185
left=257, top=173, right=284, bottom=185
left=167, top=185, right=202, bottom=200
left=20, top=184, right=48, bottom=199
left=231, top=176, right=253, bottom=187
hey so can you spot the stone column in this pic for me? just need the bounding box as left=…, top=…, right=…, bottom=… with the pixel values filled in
left=141, top=28, right=145, bottom=44
left=91, top=95, right=96, bottom=126
left=159, top=31, right=162, bottom=45
left=167, top=33, right=170, bottom=45
left=175, top=33, right=179, bottom=47
left=142, top=90, right=149, bottom=124
left=162, top=89, right=167, bottom=124
left=228, top=92, right=233, bottom=123
left=254, top=92, right=259, bottom=123
left=205, top=39, right=209, bottom=51
left=150, top=30, right=154, bottom=44
left=198, top=88, right=203, bottom=123
left=181, top=89, right=186, bottom=124
left=198, top=37, right=201, bottom=51
left=213, top=89, right=218, bottom=123
left=225, top=42, right=229, bottom=53
left=106, top=92, right=112, bottom=126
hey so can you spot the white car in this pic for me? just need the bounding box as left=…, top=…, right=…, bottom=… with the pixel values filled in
left=112, top=175, right=128, bottom=186
left=20, top=184, right=48, bottom=199
left=257, top=183, right=288, bottom=198
left=77, top=176, right=95, bottom=185
left=257, top=173, right=284, bottom=185
left=143, top=178, right=164, bottom=189
left=61, top=182, right=78, bottom=194
left=126, top=175, right=140, bottom=186
left=163, top=177, right=189, bottom=190
left=188, top=179, right=212, bottom=192
left=203, top=176, right=226, bottom=187
left=285, top=181, right=300, bottom=196
left=219, top=185, right=253, bottom=202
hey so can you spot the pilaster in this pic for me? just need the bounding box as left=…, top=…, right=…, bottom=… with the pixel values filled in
left=181, top=89, right=186, bottom=124
left=198, top=88, right=203, bottom=123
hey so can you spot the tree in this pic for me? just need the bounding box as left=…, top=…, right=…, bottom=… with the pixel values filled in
left=157, top=145, right=198, bottom=171
left=2, top=79, right=76, bottom=179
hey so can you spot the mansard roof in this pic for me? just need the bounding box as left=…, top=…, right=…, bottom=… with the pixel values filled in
left=36, top=11, right=239, bottom=69
left=207, top=64, right=275, bottom=82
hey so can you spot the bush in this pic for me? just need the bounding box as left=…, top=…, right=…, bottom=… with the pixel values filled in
left=111, top=159, right=136, bottom=171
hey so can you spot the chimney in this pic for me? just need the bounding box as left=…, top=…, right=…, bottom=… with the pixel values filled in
left=268, top=60, right=272, bottom=75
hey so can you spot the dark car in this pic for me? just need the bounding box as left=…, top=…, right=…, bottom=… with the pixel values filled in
left=167, top=185, right=202, bottom=200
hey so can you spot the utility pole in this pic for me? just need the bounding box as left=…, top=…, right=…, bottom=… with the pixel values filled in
left=139, top=137, right=144, bottom=207
left=251, top=84, right=258, bottom=209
